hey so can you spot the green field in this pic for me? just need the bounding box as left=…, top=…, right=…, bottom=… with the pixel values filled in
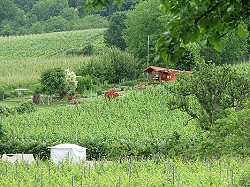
left=0, top=29, right=106, bottom=88
left=0, top=157, right=248, bottom=187
left=1, top=87, right=199, bottom=158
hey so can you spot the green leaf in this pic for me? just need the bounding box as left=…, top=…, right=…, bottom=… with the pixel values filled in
left=237, top=22, right=247, bottom=38
left=161, top=51, right=168, bottom=60
left=213, top=41, right=222, bottom=52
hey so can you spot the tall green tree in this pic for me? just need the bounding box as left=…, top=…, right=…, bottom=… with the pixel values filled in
left=40, top=68, right=66, bottom=96
left=104, top=11, right=127, bottom=50
left=123, top=0, right=166, bottom=67
left=11, top=0, right=39, bottom=12
left=0, top=0, right=27, bottom=36
left=0, top=0, right=18, bottom=22
left=207, top=106, right=250, bottom=157
left=30, top=0, right=69, bottom=21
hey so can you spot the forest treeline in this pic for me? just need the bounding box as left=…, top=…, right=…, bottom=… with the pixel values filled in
left=0, top=0, right=138, bottom=36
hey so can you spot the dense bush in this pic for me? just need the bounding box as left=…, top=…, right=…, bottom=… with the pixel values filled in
left=77, top=47, right=139, bottom=84
left=65, top=43, right=94, bottom=56
left=0, top=101, right=35, bottom=117
left=76, top=75, right=98, bottom=93
left=204, top=107, right=250, bottom=157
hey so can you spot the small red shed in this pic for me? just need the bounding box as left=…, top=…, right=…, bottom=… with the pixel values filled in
left=144, top=66, right=190, bottom=82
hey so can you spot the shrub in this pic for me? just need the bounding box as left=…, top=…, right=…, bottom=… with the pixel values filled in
left=0, top=102, right=35, bottom=117
left=15, top=101, right=35, bottom=114
left=65, top=43, right=94, bottom=56
left=77, top=47, right=139, bottom=84
left=104, top=88, right=120, bottom=100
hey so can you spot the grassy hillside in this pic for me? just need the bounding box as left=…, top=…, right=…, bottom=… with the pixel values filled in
left=0, top=29, right=105, bottom=60
left=0, top=29, right=106, bottom=88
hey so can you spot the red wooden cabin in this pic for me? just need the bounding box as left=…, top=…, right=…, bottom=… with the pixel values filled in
left=144, top=66, right=190, bottom=82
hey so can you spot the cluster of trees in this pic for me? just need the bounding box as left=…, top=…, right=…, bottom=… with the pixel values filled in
left=104, top=0, right=250, bottom=70
left=0, top=0, right=138, bottom=36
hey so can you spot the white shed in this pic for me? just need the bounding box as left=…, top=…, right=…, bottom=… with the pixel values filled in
left=48, top=144, right=87, bottom=164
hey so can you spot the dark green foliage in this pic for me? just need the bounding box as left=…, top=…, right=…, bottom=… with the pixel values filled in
left=11, top=0, right=39, bottom=12
left=238, top=171, right=250, bottom=187
left=168, top=63, right=250, bottom=131
left=0, top=0, right=27, bottom=36
left=206, top=107, right=250, bottom=157
left=0, top=0, right=19, bottom=22
left=76, top=75, right=98, bottom=92
left=123, top=0, right=166, bottom=66
left=30, top=0, right=68, bottom=21
left=40, top=68, right=66, bottom=95
left=93, top=0, right=139, bottom=17
left=66, top=43, right=94, bottom=56
left=15, top=101, right=35, bottom=114
left=175, top=48, right=195, bottom=71
left=44, top=16, right=68, bottom=33
left=0, top=140, right=50, bottom=158
left=201, top=30, right=249, bottom=65
left=77, top=47, right=139, bottom=84
left=104, top=11, right=127, bottom=50
left=157, top=0, right=250, bottom=63
left=0, top=102, right=35, bottom=117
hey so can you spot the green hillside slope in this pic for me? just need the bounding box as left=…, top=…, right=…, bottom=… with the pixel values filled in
left=0, top=29, right=105, bottom=60
left=0, top=29, right=106, bottom=88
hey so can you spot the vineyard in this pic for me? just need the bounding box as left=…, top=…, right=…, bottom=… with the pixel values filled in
left=0, top=29, right=105, bottom=60
left=0, top=29, right=106, bottom=88
left=0, top=55, right=90, bottom=89
left=1, top=87, right=200, bottom=159
left=0, top=157, right=249, bottom=186
left=0, top=19, right=249, bottom=187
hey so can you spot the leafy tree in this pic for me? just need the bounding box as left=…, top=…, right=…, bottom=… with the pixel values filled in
left=175, top=48, right=195, bottom=71
left=201, top=30, right=249, bottom=65
left=60, top=7, right=79, bottom=21
left=77, top=47, right=139, bottom=84
left=168, top=63, right=250, bottom=131
left=94, top=0, right=139, bottom=17
left=72, top=14, right=108, bottom=30
left=0, top=0, right=18, bottom=22
left=123, top=0, right=166, bottom=66
left=104, top=11, right=127, bottom=50
left=11, top=0, right=39, bottom=12
left=0, top=0, right=28, bottom=36
left=40, top=68, right=66, bottom=96
left=30, top=22, right=45, bottom=34
left=44, top=16, right=68, bottom=32
left=30, top=0, right=69, bottom=21
left=156, top=0, right=250, bottom=62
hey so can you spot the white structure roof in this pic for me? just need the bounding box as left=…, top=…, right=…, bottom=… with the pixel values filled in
left=48, top=143, right=87, bottom=149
